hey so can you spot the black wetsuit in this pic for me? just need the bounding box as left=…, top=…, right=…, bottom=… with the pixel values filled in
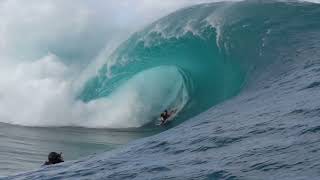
left=160, top=111, right=171, bottom=125
left=161, top=112, right=169, bottom=120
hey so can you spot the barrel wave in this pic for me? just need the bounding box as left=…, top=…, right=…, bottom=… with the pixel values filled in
left=79, top=2, right=257, bottom=127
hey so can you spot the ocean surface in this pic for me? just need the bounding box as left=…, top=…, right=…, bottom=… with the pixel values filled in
left=1, top=0, right=320, bottom=179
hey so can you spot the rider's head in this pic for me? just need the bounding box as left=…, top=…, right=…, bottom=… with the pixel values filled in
left=48, top=152, right=64, bottom=164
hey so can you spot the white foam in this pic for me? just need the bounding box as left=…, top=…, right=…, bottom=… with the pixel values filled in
left=0, top=54, right=74, bottom=126
left=0, top=51, right=189, bottom=128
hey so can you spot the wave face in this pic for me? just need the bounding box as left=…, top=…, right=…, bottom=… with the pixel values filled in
left=78, top=2, right=259, bottom=127
left=0, top=0, right=319, bottom=129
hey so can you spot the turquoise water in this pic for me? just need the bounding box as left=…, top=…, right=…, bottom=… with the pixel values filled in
left=80, top=2, right=248, bottom=127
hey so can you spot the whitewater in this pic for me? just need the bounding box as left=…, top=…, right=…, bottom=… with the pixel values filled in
left=1, top=0, right=320, bottom=179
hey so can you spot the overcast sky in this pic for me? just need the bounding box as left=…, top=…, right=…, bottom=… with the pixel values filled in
left=0, top=0, right=318, bottom=57
left=0, top=0, right=222, bottom=56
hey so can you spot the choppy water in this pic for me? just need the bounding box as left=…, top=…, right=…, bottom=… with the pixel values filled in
left=2, top=0, right=320, bottom=179
left=0, top=123, right=156, bottom=176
